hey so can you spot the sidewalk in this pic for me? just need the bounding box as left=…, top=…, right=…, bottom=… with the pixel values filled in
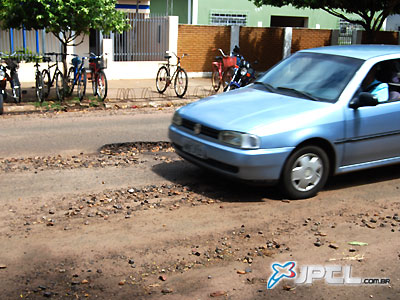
left=3, top=77, right=217, bottom=113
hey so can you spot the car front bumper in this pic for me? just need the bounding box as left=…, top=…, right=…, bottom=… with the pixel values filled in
left=169, top=125, right=294, bottom=181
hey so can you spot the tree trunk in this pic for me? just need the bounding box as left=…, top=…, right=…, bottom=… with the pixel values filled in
left=62, top=42, right=68, bottom=77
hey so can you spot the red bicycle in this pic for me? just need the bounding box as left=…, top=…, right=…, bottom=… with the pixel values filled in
left=211, top=48, right=237, bottom=92
left=88, top=53, right=108, bottom=101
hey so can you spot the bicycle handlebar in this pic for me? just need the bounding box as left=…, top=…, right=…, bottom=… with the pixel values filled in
left=218, top=49, right=228, bottom=57
left=165, top=51, right=188, bottom=59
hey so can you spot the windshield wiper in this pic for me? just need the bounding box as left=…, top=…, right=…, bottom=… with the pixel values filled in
left=276, top=86, right=319, bottom=101
left=253, top=81, right=276, bottom=92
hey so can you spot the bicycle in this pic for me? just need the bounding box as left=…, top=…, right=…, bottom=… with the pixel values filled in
left=41, top=52, right=67, bottom=101
left=0, top=51, right=22, bottom=103
left=33, top=56, right=46, bottom=102
left=156, top=52, right=188, bottom=98
left=211, top=48, right=236, bottom=92
left=66, top=54, right=87, bottom=101
left=88, top=53, right=107, bottom=101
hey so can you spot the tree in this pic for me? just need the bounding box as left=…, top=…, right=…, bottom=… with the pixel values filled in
left=250, top=0, right=400, bottom=42
left=0, top=0, right=129, bottom=77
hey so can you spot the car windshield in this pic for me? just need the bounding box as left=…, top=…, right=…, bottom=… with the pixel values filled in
left=256, top=52, right=364, bottom=103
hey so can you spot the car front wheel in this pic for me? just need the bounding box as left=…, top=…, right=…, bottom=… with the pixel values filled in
left=280, top=146, right=329, bottom=199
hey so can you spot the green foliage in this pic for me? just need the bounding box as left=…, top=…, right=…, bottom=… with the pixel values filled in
left=0, top=0, right=129, bottom=83
left=250, top=0, right=400, bottom=42
left=0, top=0, right=129, bottom=44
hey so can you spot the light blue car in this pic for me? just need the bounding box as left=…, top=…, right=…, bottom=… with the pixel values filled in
left=169, top=45, right=400, bottom=199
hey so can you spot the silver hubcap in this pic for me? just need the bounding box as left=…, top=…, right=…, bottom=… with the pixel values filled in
left=291, top=153, right=323, bottom=192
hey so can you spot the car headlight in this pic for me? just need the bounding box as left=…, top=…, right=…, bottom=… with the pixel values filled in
left=240, top=67, right=248, bottom=76
left=0, top=69, right=5, bottom=81
left=172, top=111, right=182, bottom=126
left=218, top=131, right=260, bottom=149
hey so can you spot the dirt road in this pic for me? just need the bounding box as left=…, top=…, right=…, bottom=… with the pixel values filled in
left=0, top=111, right=399, bottom=299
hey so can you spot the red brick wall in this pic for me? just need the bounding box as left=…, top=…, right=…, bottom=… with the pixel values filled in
left=177, top=25, right=400, bottom=73
left=291, top=28, right=332, bottom=53
left=239, top=27, right=284, bottom=71
left=177, top=25, right=231, bottom=73
left=362, top=31, right=399, bottom=44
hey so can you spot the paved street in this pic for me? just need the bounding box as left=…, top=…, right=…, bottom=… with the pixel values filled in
left=0, top=107, right=399, bottom=300
left=0, top=109, right=173, bottom=158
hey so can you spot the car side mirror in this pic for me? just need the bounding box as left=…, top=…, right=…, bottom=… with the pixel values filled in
left=349, top=92, right=378, bottom=109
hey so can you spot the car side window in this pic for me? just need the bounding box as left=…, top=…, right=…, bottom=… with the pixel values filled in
left=370, top=60, right=400, bottom=103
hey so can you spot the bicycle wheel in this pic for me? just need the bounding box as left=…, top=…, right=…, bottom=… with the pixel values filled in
left=96, top=70, right=107, bottom=101
left=222, top=67, right=235, bottom=90
left=174, top=68, right=188, bottom=98
left=11, top=73, right=21, bottom=103
left=35, top=72, right=44, bottom=103
left=156, top=66, right=169, bottom=93
left=55, top=71, right=65, bottom=101
left=66, top=66, right=75, bottom=97
left=91, top=72, right=97, bottom=96
left=77, top=68, right=87, bottom=101
left=41, top=69, right=51, bottom=99
left=0, top=93, right=3, bottom=115
left=211, top=67, right=221, bottom=92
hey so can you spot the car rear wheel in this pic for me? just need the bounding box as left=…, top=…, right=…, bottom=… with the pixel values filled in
left=280, top=146, right=329, bottom=199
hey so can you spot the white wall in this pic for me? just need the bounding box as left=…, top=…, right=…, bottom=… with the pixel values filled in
left=385, top=15, right=400, bottom=31
left=103, top=16, right=179, bottom=80
left=17, top=16, right=180, bottom=82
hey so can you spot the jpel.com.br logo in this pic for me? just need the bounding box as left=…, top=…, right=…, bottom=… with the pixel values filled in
left=267, top=261, right=390, bottom=289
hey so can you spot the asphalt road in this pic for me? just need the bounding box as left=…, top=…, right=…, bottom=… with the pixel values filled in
left=0, top=109, right=174, bottom=159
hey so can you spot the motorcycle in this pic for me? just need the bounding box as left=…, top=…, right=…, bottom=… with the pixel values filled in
left=0, top=63, right=6, bottom=114
left=223, top=46, right=257, bottom=92
left=0, top=52, right=22, bottom=115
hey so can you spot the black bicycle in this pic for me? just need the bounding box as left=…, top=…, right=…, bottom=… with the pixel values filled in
left=33, top=56, right=48, bottom=103
left=41, top=52, right=66, bottom=101
left=156, top=52, right=188, bottom=98
left=66, top=54, right=87, bottom=101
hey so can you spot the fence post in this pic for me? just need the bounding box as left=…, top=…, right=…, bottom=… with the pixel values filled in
left=331, top=29, right=339, bottom=45
left=282, top=27, right=292, bottom=59
left=230, top=25, right=240, bottom=54
left=35, top=30, right=40, bottom=53
left=41, top=29, right=46, bottom=54
left=168, top=16, right=178, bottom=64
left=352, top=30, right=362, bottom=44
left=23, top=28, right=27, bottom=51
left=9, top=28, right=14, bottom=52
left=103, top=39, right=113, bottom=62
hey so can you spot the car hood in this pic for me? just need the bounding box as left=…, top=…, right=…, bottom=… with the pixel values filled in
left=178, top=86, right=333, bottom=133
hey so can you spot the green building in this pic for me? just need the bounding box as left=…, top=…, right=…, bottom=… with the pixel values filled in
left=150, top=0, right=343, bottom=29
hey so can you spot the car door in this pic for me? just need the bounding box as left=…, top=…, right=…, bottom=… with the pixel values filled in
left=343, top=101, right=400, bottom=166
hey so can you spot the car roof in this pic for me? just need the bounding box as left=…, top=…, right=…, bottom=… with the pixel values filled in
left=301, top=45, right=400, bottom=60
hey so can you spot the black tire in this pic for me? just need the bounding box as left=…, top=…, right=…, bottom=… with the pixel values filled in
left=280, top=146, right=329, bottom=200
left=55, top=71, right=65, bottom=101
left=96, top=70, right=107, bottom=101
left=66, top=66, right=75, bottom=97
left=11, top=73, right=21, bottom=103
left=35, top=72, right=44, bottom=103
left=211, top=68, right=221, bottom=92
left=41, top=69, right=51, bottom=99
left=77, top=68, right=87, bottom=101
left=174, top=68, right=188, bottom=98
left=156, top=66, right=169, bottom=93
left=0, top=93, right=3, bottom=115
left=91, top=72, right=97, bottom=96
